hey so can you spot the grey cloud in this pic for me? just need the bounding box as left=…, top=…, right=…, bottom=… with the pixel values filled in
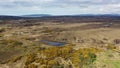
left=0, top=0, right=119, bottom=8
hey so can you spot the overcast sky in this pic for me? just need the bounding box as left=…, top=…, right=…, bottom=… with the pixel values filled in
left=0, top=0, right=120, bottom=15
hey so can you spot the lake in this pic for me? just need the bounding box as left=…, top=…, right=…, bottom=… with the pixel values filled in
left=41, top=40, right=66, bottom=46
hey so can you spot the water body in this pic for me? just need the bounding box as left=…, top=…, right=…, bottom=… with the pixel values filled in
left=41, top=40, right=66, bottom=46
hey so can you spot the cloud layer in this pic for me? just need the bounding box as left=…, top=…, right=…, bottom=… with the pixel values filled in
left=0, top=0, right=120, bottom=15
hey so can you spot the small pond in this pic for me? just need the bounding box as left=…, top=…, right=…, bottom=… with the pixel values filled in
left=41, top=40, right=66, bottom=46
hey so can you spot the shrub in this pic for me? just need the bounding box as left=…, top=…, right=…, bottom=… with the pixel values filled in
left=28, top=64, right=37, bottom=68
left=113, top=39, right=120, bottom=44
left=10, top=40, right=23, bottom=46
left=107, top=44, right=116, bottom=50
left=0, top=39, right=23, bottom=46
left=0, top=28, right=5, bottom=33
left=25, top=54, right=36, bottom=65
left=24, top=45, right=102, bottom=68
left=42, top=29, right=53, bottom=33
left=71, top=48, right=100, bottom=68
left=11, top=56, right=22, bottom=62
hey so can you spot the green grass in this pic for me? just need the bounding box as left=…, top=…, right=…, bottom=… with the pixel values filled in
left=94, top=50, right=120, bottom=68
left=105, top=60, right=120, bottom=68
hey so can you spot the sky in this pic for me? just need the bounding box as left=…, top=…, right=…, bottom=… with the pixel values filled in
left=0, top=0, right=120, bottom=15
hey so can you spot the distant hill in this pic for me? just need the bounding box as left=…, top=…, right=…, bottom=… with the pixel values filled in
left=0, top=14, right=120, bottom=20
left=0, top=15, right=26, bottom=20
left=59, top=14, right=120, bottom=17
left=22, top=14, right=52, bottom=17
left=0, top=14, right=51, bottom=20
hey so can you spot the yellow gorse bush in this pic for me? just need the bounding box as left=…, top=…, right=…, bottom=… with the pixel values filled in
left=24, top=44, right=102, bottom=68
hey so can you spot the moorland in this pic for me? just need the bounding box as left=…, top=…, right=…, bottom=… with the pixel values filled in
left=0, top=15, right=120, bottom=68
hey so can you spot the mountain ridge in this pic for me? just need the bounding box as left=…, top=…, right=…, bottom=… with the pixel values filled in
left=21, top=14, right=52, bottom=17
left=0, top=14, right=120, bottom=20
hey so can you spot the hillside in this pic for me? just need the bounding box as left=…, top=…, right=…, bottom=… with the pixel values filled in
left=0, top=16, right=120, bottom=68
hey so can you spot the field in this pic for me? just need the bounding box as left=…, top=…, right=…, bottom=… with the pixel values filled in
left=0, top=16, right=120, bottom=68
